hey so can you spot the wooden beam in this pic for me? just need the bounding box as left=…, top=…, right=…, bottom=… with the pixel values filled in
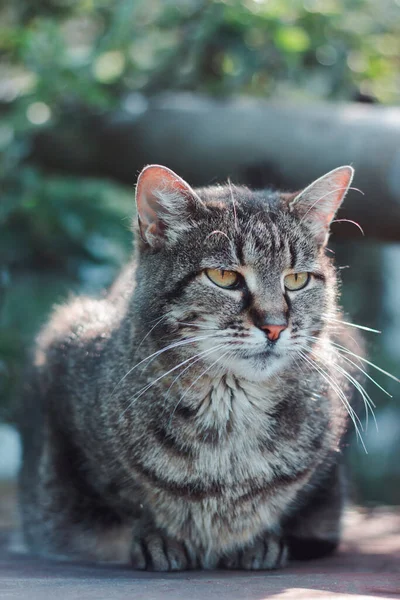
left=32, top=95, right=400, bottom=241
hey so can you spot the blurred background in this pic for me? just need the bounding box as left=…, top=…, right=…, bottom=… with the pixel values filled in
left=0, top=0, right=400, bottom=506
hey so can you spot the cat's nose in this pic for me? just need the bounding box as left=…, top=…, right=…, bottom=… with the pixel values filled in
left=260, top=323, right=287, bottom=341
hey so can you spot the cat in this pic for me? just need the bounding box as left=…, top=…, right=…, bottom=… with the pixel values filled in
left=17, top=163, right=363, bottom=570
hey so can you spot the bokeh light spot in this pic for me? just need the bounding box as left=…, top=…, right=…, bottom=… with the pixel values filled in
left=26, top=102, right=51, bottom=125
left=316, top=44, right=337, bottom=66
left=93, top=51, right=125, bottom=83
left=274, top=27, right=310, bottom=53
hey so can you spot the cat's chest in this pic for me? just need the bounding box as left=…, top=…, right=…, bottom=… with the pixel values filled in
left=186, top=377, right=302, bottom=480
left=193, top=374, right=273, bottom=430
left=178, top=373, right=330, bottom=486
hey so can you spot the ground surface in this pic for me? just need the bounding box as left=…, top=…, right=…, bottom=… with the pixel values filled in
left=0, top=484, right=399, bottom=600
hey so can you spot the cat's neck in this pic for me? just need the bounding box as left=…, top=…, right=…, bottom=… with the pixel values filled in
left=173, top=370, right=281, bottom=430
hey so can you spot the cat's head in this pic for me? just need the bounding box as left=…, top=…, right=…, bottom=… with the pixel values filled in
left=133, top=164, right=353, bottom=382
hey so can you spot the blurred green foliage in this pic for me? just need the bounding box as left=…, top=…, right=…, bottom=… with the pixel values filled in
left=1, top=0, right=400, bottom=501
left=2, top=0, right=400, bottom=112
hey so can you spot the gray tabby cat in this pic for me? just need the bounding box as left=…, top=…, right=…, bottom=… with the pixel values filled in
left=18, top=164, right=362, bottom=570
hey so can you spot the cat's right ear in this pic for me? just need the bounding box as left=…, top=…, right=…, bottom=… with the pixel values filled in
left=287, top=166, right=354, bottom=246
left=135, top=164, right=204, bottom=248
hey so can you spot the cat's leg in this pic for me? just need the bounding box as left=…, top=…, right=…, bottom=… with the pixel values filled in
left=284, top=462, right=345, bottom=560
left=20, top=491, right=133, bottom=563
left=19, top=440, right=134, bottom=562
left=20, top=482, right=133, bottom=563
left=218, top=533, right=288, bottom=571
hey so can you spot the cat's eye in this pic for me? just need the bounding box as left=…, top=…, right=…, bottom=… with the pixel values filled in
left=205, top=268, right=240, bottom=289
left=284, top=272, right=310, bottom=291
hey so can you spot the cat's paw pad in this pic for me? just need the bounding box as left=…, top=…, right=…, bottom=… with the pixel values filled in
left=220, top=535, right=287, bottom=570
left=131, top=532, right=193, bottom=571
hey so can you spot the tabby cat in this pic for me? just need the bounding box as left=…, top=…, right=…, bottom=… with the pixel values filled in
left=18, top=164, right=363, bottom=570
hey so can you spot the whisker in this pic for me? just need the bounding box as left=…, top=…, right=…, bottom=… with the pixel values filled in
left=327, top=359, right=378, bottom=432
left=176, top=348, right=232, bottom=407
left=328, top=341, right=400, bottom=383
left=322, top=315, right=381, bottom=334
left=205, top=230, right=232, bottom=243
left=177, top=322, right=220, bottom=331
left=297, top=186, right=363, bottom=224
left=108, top=334, right=217, bottom=401
left=305, top=343, right=377, bottom=431
left=140, top=334, right=218, bottom=373
left=304, top=333, right=399, bottom=384
left=136, top=314, right=168, bottom=351
left=120, top=343, right=228, bottom=417
left=331, top=219, right=365, bottom=236
left=298, top=349, right=366, bottom=452
left=228, top=178, right=239, bottom=233
left=163, top=343, right=229, bottom=401
left=167, top=347, right=232, bottom=426
left=339, top=354, right=392, bottom=398
left=304, top=333, right=388, bottom=397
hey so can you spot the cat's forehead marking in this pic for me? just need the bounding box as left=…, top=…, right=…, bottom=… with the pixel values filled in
left=200, top=187, right=321, bottom=275
left=240, top=266, right=258, bottom=294
left=241, top=218, right=289, bottom=269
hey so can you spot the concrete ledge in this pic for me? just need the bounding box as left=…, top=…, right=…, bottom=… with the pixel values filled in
left=0, top=492, right=399, bottom=599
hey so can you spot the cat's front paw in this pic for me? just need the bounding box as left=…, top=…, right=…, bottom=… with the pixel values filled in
left=219, top=534, right=288, bottom=571
left=130, top=530, right=194, bottom=571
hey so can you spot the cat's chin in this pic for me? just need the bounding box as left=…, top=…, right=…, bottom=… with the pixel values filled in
left=220, top=350, right=291, bottom=383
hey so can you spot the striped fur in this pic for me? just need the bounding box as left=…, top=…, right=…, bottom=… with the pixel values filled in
left=18, top=166, right=360, bottom=570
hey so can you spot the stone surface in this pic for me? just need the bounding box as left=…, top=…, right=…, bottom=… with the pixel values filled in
left=0, top=485, right=399, bottom=600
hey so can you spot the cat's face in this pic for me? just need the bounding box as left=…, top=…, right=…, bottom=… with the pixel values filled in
left=134, top=165, right=353, bottom=382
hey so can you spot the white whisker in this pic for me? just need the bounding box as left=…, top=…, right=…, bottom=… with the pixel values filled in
left=329, top=341, right=400, bottom=383
left=177, top=322, right=220, bottom=331
left=327, top=359, right=378, bottom=432
left=322, top=315, right=381, bottom=334
left=228, top=178, right=239, bottom=232
left=136, top=314, right=168, bottom=351
left=340, top=354, right=392, bottom=398
left=305, top=342, right=377, bottom=431
left=304, top=334, right=399, bottom=385
left=120, top=343, right=228, bottom=417
left=140, top=333, right=218, bottom=373
left=163, top=343, right=229, bottom=402
left=167, top=347, right=232, bottom=426
left=108, top=334, right=217, bottom=402
left=298, top=349, right=367, bottom=453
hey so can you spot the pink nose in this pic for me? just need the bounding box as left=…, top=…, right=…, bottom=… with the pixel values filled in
left=261, top=323, right=287, bottom=341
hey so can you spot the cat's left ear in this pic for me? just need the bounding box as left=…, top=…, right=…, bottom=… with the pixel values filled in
left=288, top=166, right=354, bottom=246
left=135, top=164, right=204, bottom=248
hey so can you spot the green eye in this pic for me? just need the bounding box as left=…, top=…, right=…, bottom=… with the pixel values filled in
left=205, top=268, right=240, bottom=289
left=284, top=272, right=310, bottom=291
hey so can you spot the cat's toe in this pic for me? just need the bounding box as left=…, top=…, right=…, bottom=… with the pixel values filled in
left=220, top=536, right=288, bottom=571
left=131, top=533, right=192, bottom=571
left=260, top=537, right=288, bottom=570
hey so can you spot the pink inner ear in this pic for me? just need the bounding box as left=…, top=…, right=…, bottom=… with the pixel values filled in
left=136, top=165, right=195, bottom=226
left=137, top=165, right=191, bottom=204
left=136, top=164, right=199, bottom=245
left=290, top=165, right=354, bottom=246
left=330, top=169, right=353, bottom=202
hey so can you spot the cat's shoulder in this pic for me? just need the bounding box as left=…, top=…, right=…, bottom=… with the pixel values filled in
left=35, top=262, right=136, bottom=357
left=33, top=296, right=110, bottom=365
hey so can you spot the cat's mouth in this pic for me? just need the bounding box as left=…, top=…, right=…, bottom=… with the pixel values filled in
left=234, top=345, right=281, bottom=360
left=220, top=343, right=290, bottom=381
